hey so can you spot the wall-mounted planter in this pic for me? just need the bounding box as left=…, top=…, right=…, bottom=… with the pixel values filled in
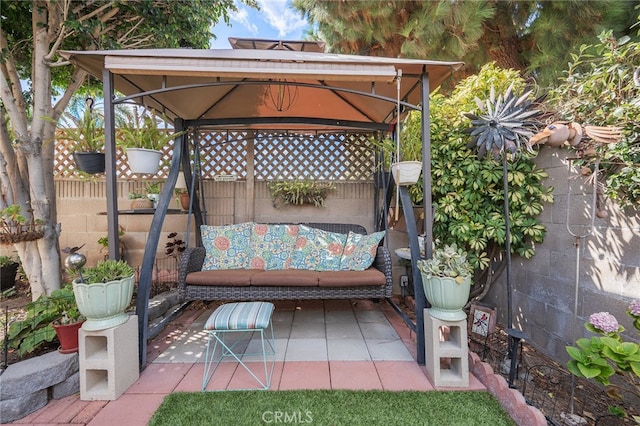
left=126, top=148, right=162, bottom=174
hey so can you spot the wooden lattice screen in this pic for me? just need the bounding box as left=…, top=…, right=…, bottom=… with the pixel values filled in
left=54, top=130, right=376, bottom=181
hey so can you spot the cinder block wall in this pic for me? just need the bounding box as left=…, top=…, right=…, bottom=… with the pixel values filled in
left=484, top=148, right=640, bottom=362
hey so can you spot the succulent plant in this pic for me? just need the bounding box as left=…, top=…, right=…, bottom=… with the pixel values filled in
left=463, top=84, right=545, bottom=159
left=75, top=259, right=135, bottom=283
left=417, top=244, right=473, bottom=284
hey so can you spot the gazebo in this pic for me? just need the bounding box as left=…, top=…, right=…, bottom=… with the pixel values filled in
left=61, top=40, right=463, bottom=367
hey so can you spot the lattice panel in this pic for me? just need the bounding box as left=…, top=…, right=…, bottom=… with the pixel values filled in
left=54, top=131, right=375, bottom=181
left=197, top=131, right=248, bottom=179
left=254, top=132, right=374, bottom=181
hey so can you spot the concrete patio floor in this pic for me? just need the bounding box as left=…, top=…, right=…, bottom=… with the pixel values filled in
left=12, top=299, right=487, bottom=425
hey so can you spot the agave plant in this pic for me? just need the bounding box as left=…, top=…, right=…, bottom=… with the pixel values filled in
left=463, top=84, right=544, bottom=159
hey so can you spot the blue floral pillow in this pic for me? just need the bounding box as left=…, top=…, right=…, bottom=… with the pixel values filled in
left=340, top=231, right=385, bottom=271
left=249, top=224, right=299, bottom=270
left=289, top=225, right=347, bottom=271
left=201, top=222, right=253, bottom=270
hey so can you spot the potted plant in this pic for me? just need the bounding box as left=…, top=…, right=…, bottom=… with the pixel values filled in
left=0, top=204, right=44, bottom=245
left=5, top=284, right=84, bottom=355
left=267, top=179, right=336, bottom=208
left=71, top=259, right=136, bottom=331
left=98, top=225, right=126, bottom=260
left=145, top=181, right=162, bottom=208
left=128, top=190, right=153, bottom=210
left=370, top=136, right=422, bottom=186
left=117, top=108, right=186, bottom=175
left=57, top=100, right=105, bottom=174
left=49, top=285, right=85, bottom=354
left=0, top=254, right=20, bottom=291
left=417, top=243, right=473, bottom=321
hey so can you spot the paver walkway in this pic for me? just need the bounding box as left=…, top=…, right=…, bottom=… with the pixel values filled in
left=12, top=299, right=486, bottom=425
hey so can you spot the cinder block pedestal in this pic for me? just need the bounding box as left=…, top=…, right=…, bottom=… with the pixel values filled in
left=79, top=315, right=139, bottom=400
left=424, top=309, right=469, bottom=387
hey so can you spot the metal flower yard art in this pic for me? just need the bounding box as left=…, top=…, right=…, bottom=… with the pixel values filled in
left=464, top=85, right=544, bottom=159
left=463, top=84, right=545, bottom=386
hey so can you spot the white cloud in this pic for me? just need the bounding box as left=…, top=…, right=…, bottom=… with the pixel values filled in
left=230, top=3, right=259, bottom=35
left=257, top=0, right=307, bottom=38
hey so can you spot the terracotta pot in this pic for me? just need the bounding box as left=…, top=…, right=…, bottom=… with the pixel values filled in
left=52, top=321, right=84, bottom=354
left=179, top=192, right=190, bottom=210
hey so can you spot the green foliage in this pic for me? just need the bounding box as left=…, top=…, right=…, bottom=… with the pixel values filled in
left=4, top=285, right=81, bottom=356
left=2, top=1, right=251, bottom=88
left=145, top=182, right=162, bottom=194
left=75, top=260, right=135, bottom=284
left=1, top=204, right=43, bottom=234
left=0, top=255, right=18, bottom=268
left=402, top=64, right=553, bottom=271
left=416, top=244, right=473, bottom=283
left=56, top=99, right=105, bottom=152
left=566, top=302, right=640, bottom=419
left=268, top=180, right=336, bottom=208
left=547, top=30, right=640, bottom=208
left=293, top=0, right=637, bottom=88
left=116, top=108, right=187, bottom=151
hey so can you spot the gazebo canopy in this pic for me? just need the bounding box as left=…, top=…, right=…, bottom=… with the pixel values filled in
left=61, top=46, right=463, bottom=130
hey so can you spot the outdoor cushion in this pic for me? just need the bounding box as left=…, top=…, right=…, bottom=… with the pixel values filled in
left=340, top=230, right=385, bottom=271
left=249, top=223, right=299, bottom=270
left=318, top=269, right=386, bottom=287
left=185, top=270, right=261, bottom=286
left=289, top=224, right=347, bottom=271
left=204, top=301, right=275, bottom=331
left=250, top=270, right=320, bottom=287
left=201, top=222, right=253, bottom=270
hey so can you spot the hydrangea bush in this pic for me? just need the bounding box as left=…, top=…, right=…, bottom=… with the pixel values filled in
left=566, top=300, right=640, bottom=420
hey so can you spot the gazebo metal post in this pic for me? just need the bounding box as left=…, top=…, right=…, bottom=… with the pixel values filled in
left=102, top=69, right=120, bottom=261
left=135, top=125, right=185, bottom=368
left=400, top=187, right=425, bottom=365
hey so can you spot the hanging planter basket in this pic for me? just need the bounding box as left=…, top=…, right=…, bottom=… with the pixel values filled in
left=391, top=161, right=422, bottom=186
left=73, top=152, right=105, bottom=174
left=126, top=148, right=162, bottom=174
left=0, top=224, right=45, bottom=245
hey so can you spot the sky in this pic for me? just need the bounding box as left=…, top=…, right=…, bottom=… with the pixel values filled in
left=210, top=0, right=310, bottom=49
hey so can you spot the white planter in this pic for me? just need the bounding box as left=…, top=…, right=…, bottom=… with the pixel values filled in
left=126, top=148, right=162, bottom=174
left=391, top=161, right=422, bottom=185
left=147, top=193, right=160, bottom=209
left=72, top=275, right=135, bottom=331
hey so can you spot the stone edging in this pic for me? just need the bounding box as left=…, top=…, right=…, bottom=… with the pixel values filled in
left=468, top=351, right=547, bottom=426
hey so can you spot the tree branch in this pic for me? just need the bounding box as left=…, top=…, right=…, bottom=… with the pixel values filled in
left=0, top=31, right=28, bottom=139
left=52, top=68, right=87, bottom=121
left=44, top=0, right=72, bottom=61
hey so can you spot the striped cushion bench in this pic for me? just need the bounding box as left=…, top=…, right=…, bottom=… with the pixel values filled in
left=202, top=301, right=275, bottom=390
